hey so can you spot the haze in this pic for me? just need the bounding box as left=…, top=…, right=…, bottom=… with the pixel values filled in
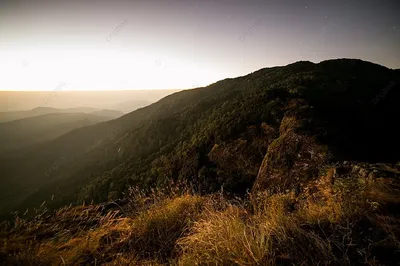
left=1, top=0, right=399, bottom=92
left=0, top=90, right=179, bottom=112
left=2, top=1, right=400, bottom=264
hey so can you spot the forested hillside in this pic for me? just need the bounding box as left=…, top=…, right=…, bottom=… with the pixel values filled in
left=1, top=59, right=399, bottom=219
left=1, top=59, right=400, bottom=265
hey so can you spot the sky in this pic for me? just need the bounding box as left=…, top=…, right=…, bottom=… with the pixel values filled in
left=0, top=0, right=399, bottom=91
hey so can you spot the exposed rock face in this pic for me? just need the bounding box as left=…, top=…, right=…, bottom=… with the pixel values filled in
left=253, top=96, right=331, bottom=194
left=253, top=107, right=400, bottom=218
left=253, top=115, right=329, bottom=193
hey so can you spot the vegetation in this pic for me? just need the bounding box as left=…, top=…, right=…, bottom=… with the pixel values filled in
left=1, top=59, right=400, bottom=264
left=1, top=59, right=399, bottom=219
left=1, top=167, right=399, bottom=265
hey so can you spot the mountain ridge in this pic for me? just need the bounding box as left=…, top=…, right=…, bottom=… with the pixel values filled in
left=0, top=107, right=124, bottom=123
left=2, top=58, right=400, bottom=265
left=0, top=58, right=399, bottom=218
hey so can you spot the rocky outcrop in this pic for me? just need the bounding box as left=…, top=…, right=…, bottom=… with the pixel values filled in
left=253, top=114, right=330, bottom=193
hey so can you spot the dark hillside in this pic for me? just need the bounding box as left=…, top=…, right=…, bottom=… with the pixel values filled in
left=2, top=59, right=400, bottom=265
left=1, top=59, right=399, bottom=219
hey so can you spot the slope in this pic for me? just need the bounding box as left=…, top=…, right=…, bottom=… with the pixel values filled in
left=1, top=59, right=399, bottom=219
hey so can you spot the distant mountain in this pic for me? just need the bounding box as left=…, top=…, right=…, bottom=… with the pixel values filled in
left=106, top=99, right=152, bottom=113
left=0, top=90, right=179, bottom=112
left=0, top=107, right=123, bottom=123
left=0, top=59, right=399, bottom=220
left=91, top=109, right=124, bottom=119
left=0, top=113, right=112, bottom=156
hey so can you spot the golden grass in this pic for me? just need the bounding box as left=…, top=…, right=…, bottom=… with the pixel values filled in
left=2, top=174, right=400, bottom=265
left=122, top=194, right=205, bottom=261
left=178, top=205, right=271, bottom=265
left=179, top=194, right=335, bottom=266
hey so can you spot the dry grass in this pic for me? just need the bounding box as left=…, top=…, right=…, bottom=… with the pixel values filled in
left=178, top=205, right=271, bottom=266
left=0, top=193, right=205, bottom=265
left=1, top=172, right=400, bottom=265
left=122, top=194, right=205, bottom=261
left=178, top=194, right=335, bottom=266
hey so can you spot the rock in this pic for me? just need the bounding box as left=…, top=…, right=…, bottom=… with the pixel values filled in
left=253, top=115, right=329, bottom=193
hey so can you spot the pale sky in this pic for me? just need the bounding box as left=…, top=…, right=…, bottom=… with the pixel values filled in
left=1, top=0, right=399, bottom=91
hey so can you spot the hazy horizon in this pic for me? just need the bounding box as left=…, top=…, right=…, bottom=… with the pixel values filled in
left=1, top=0, right=399, bottom=91
left=0, top=89, right=180, bottom=112
left=2, top=1, right=400, bottom=263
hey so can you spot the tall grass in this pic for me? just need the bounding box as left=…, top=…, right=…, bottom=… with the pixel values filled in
left=1, top=174, right=399, bottom=265
left=179, top=194, right=335, bottom=266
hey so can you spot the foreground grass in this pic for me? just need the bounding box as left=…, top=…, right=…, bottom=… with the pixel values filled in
left=1, top=170, right=400, bottom=265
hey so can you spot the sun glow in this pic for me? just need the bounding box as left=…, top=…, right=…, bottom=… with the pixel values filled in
left=0, top=48, right=225, bottom=91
